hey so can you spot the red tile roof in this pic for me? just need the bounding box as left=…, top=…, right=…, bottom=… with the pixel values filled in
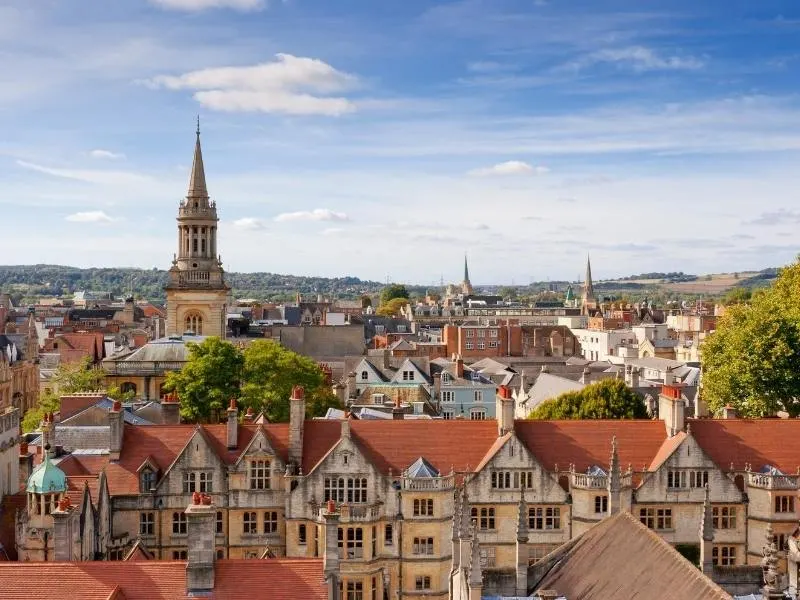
left=648, top=431, right=688, bottom=472
left=690, top=419, right=800, bottom=473
left=348, top=419, right=500, bottom=475
left=0, top=558, right=325, bottom=600
left=514, top=420, right=668, bottom=473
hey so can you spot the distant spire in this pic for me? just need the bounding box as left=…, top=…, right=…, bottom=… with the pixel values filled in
left=187, top=119, right=208, bottom=199
left=583, top=254, right=594, bottom=298
left=464, top=254, right=471, bottom=283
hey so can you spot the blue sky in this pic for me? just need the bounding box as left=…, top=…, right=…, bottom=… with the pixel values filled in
left=1, top=0, right=800, bottom=285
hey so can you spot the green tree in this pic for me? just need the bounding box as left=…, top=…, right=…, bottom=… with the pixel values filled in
left=498, top=287, right=518, bottom=300
left=380, top=284, right=409, bottom=305
left=702, top=259, right=800, bottom=417
left=721, top=287, right=751, bottom=306
left=240, top=339, right=340, bottom=422
left=163, top=337, right=244, bottom=423
left=528, top=379, right=647, bottom=420
left=376, top=297, right=409, bottom=317
left=22, top=356, right=132, bottom=432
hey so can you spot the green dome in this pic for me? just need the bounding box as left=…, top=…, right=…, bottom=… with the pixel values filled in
left=565, top=286, right=575, bottom=301
left=26, top=453, right=67, bottom=494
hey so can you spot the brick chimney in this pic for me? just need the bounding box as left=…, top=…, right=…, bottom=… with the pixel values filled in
left=52, top=496, right=75, bottom=561
left=289, top=386, right=305, bottom=472
left=109, top=401, right=124, bottom=461
left=658, top=384, right=685, bottom=438
left=226, top=398, right=238, bottom=450
left=319, top=500, right=341, bottom=599
left=721, top=405, right=737, bottom=419
left=185, top=493, right=216, bottom=595
left=392, top=397, right=404, bottom=420
left=161, top=391, right=181, bottom=425
left=455, top=356, right=464, bottom=379
left=496, top=385, right=514, bottom=436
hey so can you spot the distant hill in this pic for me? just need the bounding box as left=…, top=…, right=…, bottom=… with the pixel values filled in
left=0, top=265, right=384, bottom=303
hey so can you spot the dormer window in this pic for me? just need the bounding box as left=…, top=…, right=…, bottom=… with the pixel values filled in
left=140, top=468, right=157, bottom=493
left=402, top=370, right=415, bottom=381
left=441, top=373, right=451, bottom=385
left=361, top=371, right=369, bottom=380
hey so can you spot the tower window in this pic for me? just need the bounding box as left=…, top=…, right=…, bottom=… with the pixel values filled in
left=185, top=312, right=204, bottom=335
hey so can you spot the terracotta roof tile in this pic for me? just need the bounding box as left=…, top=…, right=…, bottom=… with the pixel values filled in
left=348, top=419, right=499, bottom=475
left=0, top=558, right=325, bottom=600
left=648, top=431, right=687, bottom=472
left=514, top=420, right=668, bottom=473
left=690, top=419, right=800, bottom=473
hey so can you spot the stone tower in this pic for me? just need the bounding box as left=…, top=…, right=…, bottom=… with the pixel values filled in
left=165, top=120, right=230, bottom=338
left=581, top=254, right=597, bottom=316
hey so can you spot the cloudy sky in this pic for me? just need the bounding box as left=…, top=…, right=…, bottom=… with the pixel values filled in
left=2, top=0, right=799, bottom=285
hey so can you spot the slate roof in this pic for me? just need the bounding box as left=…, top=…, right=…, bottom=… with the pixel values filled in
left=0, top=558, right=327, bottom=600
left=531, top=511, right=731, bottom=600
left=525, top=373, right=585, bottom=411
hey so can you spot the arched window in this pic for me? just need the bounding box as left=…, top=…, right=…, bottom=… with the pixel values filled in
left=184, top=312, right=203, bottom=335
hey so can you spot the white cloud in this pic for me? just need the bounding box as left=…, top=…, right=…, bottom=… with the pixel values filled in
left=274, top=208, right=350, bottom=222
left=149, top=0, right=264, bottom=10
left=232, top=217, right=267, bottom=230
left=16, top=160, right=150, bottom=185
left=65, top=210, right=118, bottom=223
left=569, top=46, right=705, bottom=72
left=147, top=54, right=358, bottom=116
left=468, top=160, right=550, bottom=176
left=322, top=227, right=344, bottom=236
left=89, top=149, right=125, bottom=160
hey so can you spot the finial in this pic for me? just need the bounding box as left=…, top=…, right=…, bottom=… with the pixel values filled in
left=196, top=114, right=200, bottom=137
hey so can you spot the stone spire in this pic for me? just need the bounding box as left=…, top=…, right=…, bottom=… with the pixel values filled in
left=607, top=435, right=621, bottom=516
left=699, top=484, right=714, bottom=575
left=187, top=116, right=209, bottom=200
left=583, top=254, right=594, bottom=299
left=461, top=254, right=473, bottom=295
left=469, top=521, right=483, bottom=586
left=516, top=487, right=528, bottom=542
left=762, top=524, right=784, bottom=599
left=459, top=486, right=472, bottom=539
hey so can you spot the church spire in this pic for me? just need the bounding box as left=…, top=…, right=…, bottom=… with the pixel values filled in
left=464, top=254, right=470, bottom=283
left=461, top=254, right=474, bottom=295
left=187, top=117, right=208, bottom=199
left=583, top=254, right=594, bottom=299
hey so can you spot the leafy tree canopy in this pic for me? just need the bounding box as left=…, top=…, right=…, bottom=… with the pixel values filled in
left=164, top=337, right=340, bottom=423
left=528, top=378, right=647, bottom=420
left=702, top=259, right=800, bottom=417
left=380, top=284, right=409, bottom=305
left=164, top=337, right=244, bottom=423
left=376, top=297, right=409, bottom=317
left=240, top=339, right=339, bottom=422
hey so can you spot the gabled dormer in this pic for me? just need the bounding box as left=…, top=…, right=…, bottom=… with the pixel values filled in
left=390, top=358, right=428, bottom=384
left=137, top=456, right=160, bottom=494
left=156, top=426, right=225, bottom=496
left=354, top=358, right=386, bottom=385
left=234, top=426, right=283, bottom=491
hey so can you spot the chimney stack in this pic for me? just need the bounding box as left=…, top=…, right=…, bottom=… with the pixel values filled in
left=721, top=405, right=737, bottom=420
left=347, top=371, right=357, bottom=400
left=161, top=391, right=181, bottom=425
left=658, top=384, right=685, bottom=438
left=19, top=441, right=33, bottom=490
left=52, top=496, right=75, bottom=561
left=289, top=386, right=305, bottom=471
left=455, top=356, right=464, bottom=379
left=226, top=398, right=238, bottom=449
left=109, top=400, right=124, bottom=461
left=185, top=493, right=216, bottom=595
left=319, top=500, right=341, bottom=599
left=392, top=396, right=404, bottom=420
left=496, top=385, right=514, bottom=436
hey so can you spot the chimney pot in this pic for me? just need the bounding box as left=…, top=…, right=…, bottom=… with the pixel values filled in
left=291, top=385, right=305, bottom=400
left=19, top=441, right=28, bottom=456
left=193, top=491, right=201, bottom=505
left=327, top=499, right=336, bottom=514
left=228, top=398, right=237, bottom=411
left=112, top=400, right=122, bottom=412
